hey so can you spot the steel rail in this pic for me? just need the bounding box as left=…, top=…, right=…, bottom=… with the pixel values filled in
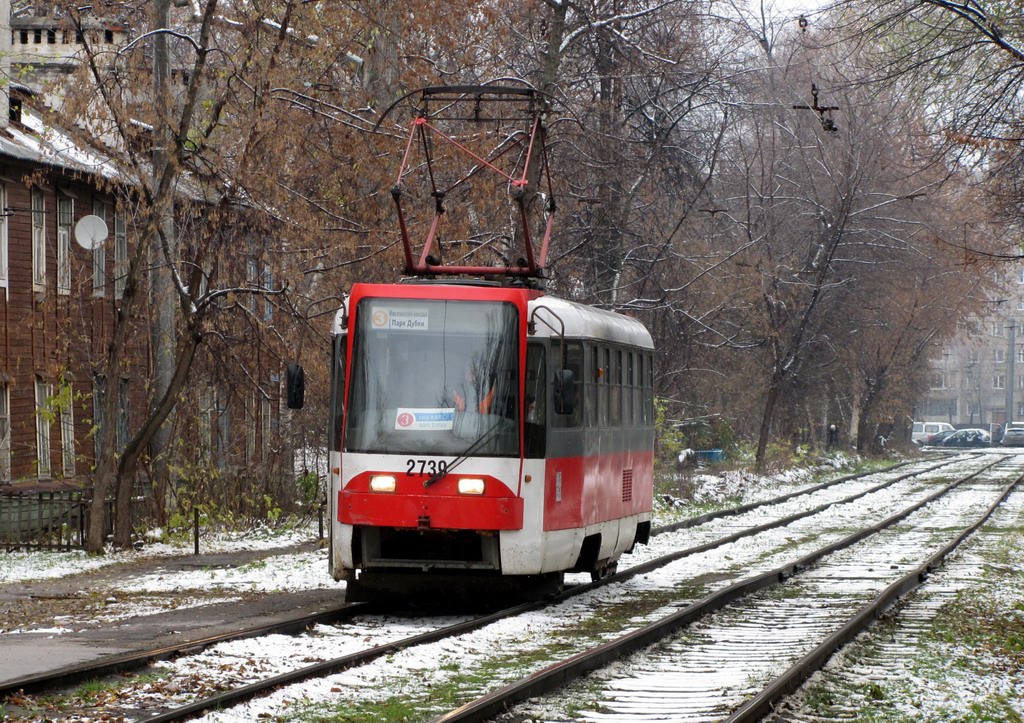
left=655, top=457, right=924, bottom=534
left=625, top=456, right=969, bottom=581
left=0, top=455, right=970, bottom=720
left=726, top=471, right=1023, bottom=722
left=137, top=458, right=967, bottom=721
left=431, top=456, right=1010, bottom=722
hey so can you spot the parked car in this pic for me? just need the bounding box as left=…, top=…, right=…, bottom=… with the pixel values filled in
left=913, top=421, right=954, bottom=445
left=1001, top=425, right=1024, bottom=447
left=924, top=429, right=957, bottom=446
left=938, top=428, right=991, bottom=448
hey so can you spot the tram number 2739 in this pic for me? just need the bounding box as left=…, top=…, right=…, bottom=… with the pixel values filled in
left=407, top=458, right=449, bottom=476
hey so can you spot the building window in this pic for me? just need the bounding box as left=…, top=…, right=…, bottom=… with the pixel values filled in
left=996, top=348, right=1006, bottom=363
left=261, top=395, right=272, bottom=462
left=60, top=382, right=75, bottom=477
left=216, top=393, right=230, bottom=470
left=967, top=348, right=980, bottom=363
left=994, top=374, right=1006, bottom=390
left=117, top=377, right=130, bottom=453
left=0, top=383, right=10, bottom=483
left=262, top=267, right=274, bottom=320
left=35, top=379, right=52, bottom=478
left=57, top=194, right=73, bottom=294
left=929, top=372, right=945, bottom=389
left=114, top=208, right=127, bottom=299
left=93, top=375, right=106, bottom=461
left=992, top=321, right=1005, bottom=337
left=92, top=200, right=106, bottom=297
left=245, top=395, right=257, bottom=464
left=32, top=189, right=46, bottom=291
left=0, top=184, right=7, bottom=297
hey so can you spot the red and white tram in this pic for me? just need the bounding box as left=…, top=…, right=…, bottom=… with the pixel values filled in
left=288, top=84, right=656, bottom=602
left=325, top=280, right=654, bottom=601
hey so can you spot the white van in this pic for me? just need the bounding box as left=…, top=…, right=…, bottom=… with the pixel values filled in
left=912, top=421, right=954, bottom=445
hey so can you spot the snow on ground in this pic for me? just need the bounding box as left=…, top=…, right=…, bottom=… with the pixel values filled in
left=118, top=546, right=345, bottom=595
left=0, top=452, right=874, bottom=592
left=0, top=521, right=323, bottom=585
left=3, top=452, right=1020, bottom=720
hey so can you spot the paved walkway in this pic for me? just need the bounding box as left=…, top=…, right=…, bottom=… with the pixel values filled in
left=0, top=541, right=345, bottom=687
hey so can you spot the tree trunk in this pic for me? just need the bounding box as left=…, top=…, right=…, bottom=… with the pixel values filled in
left=149, top=0, right=176, bottom=527
left=113, top=327, right=202, bottom=548
left=755, top=367, right=784, bottom=469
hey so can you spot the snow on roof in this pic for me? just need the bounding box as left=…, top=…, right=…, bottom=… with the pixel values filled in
left=0, top=101, right=212, bottom=205
left=0, top=103, right=137, bottom=183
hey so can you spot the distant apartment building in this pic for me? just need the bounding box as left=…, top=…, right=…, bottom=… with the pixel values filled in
left=10, top=2, right=129, bottom=91
left=919, top=277, right=1024, bottom=428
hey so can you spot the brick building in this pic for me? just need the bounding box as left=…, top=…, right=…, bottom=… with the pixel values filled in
left=0, top=91, right=147, bottom=486
left=0, top=4, right=292, bottom=499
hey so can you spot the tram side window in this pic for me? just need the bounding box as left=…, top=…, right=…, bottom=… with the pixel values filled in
left=610, top=348, right=621, bottom=426
left=525, top=343, right=547, bottom=457
left=598, top=346, right=610, bottom=427
left=328, top=333, right=346, bottom=450
left=643, top=353, right=655, bottom=425
left=584, top=344, right=598, bottom=428
left=636, top=353, right=644, bottom=426
left=553, top=341, right=583, bottom=428
left=624, top=350, right=634, bottom=425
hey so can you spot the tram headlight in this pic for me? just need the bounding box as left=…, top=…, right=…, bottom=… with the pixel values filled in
left=369, top=475, right=397, bottom=493
left=457, top=478, right=485, bottom=495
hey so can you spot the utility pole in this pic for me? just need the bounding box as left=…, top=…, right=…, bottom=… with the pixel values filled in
left=0, top=0, right=9, bottom=133
left=150, top=0, right=177, bottom=523
left=1007, top=320, right=1016, bottom=427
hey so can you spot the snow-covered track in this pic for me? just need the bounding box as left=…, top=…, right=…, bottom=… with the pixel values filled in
left=726, top=472, right=1019, bottom=722
left=1, top=455, right=993, bottom=721
left=435, top=457, right=1021, bottom=722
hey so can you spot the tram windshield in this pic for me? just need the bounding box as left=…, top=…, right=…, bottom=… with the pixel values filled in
left=344, top=297, right=520, bottom=456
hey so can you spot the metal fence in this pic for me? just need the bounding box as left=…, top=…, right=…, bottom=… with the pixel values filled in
left=0, top=488, right=89, bottom=550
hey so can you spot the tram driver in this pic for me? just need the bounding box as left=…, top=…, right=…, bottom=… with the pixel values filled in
left=450, top=364, right=496, bottom=415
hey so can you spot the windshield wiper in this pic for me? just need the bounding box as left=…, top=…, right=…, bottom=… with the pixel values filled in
left=422, top=420, right=505, bottom=488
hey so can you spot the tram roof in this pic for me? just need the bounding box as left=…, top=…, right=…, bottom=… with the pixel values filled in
left=529, top=296, right=653, bottom=349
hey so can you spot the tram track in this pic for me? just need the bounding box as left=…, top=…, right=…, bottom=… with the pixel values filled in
left=445, top=457, right=1023, bottom=723
left=770, top=472, right=1024, bottom=721
left=0, top=454, right=998, bottom=721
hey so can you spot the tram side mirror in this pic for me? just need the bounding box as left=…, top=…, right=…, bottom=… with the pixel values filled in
left=553, top=369, right=575, bottom=415
left=286, top=363, right=305, bottom=409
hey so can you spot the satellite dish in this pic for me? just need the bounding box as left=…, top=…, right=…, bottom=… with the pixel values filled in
left=74, top=215, right=108, bottom=250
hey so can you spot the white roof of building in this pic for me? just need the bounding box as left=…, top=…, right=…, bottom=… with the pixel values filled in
left=0, top=104, right=128, bottom=181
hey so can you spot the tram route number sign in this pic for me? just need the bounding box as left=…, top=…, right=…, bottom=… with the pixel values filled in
left=372, top=308, right=429, bottom=331
left=395, top=407, right=455, bottom=431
